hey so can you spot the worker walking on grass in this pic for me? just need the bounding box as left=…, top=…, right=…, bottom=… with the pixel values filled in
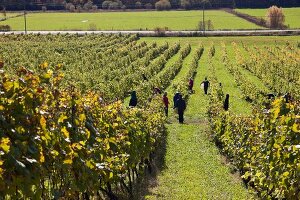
left=223, top=94, right=229, bottom=111
left=173, top=91, right=180, bottom=109
left=129, top=91, right=137, bottom=107
left=188, top=77, right=194, bottom=93
left=176, top=94, right=186, bottom=124
left=163, top=92, right=169, bottom=117
left=201, top=77, right=210, bottom=95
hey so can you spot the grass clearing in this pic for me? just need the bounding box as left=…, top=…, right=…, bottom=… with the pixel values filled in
left=136, top=36, right=300, bottom=198
left=235, top=7, right=300, bottom=28
left=212, top=45, right=252, bottom=115
left=139, top=46, right=254, bottom=199
left=135, top=46, right=254, bottom=199
left=0, top=10, right=262, bottom=31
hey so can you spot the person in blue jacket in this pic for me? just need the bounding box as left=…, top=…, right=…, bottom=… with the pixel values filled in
left=176, top=94, right=186, bottom=123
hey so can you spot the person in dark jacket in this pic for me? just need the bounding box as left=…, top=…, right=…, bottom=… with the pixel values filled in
left=201, top=77, right=210, bottom=95
left=176, top=94, right=186, bottom=123
left=283, top=92, right=292, bottom=103
left=163, top=92, right=169, bottom=116
left=173, top=91, right=180, bottom=109
left=266, top=93, right=275, bottom=99
left=188, top=78, right=194, bottom=93
left=153, top=86, right=162, bottom=95
left=223, top=94, right=229, bottom=111
left=129, top=91, right=137, bottom=107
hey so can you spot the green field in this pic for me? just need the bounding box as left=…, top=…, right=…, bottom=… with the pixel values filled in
left=236, top=7, right=300, bottom=28
left=0, top=10, right=262, bottom=30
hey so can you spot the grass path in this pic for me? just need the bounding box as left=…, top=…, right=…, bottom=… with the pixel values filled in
left=139, top=48, right=254, bottom=199
left=212, top=45, right=252, bottom=115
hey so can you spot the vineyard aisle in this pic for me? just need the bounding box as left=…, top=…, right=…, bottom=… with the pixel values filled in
left=138, top=49, right=253, bottom=199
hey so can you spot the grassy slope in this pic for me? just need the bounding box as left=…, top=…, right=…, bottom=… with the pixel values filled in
left=0, top=10, right=261, bottom=30
left=235, top=7, right=300, bottom=28
left=139, top=45, right=253, bottom=199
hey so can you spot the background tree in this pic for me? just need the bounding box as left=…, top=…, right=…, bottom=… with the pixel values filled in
left=0, top=0, right=300, bottom=10
left=266, top=5, right=285, bottom=29
left=83, top=0, right=93, bottom=10
left=135, top=1, right=142, bottom=8
left=180, top=0, right=191, bottom=9
left=155, top=0, right=171, bottom=10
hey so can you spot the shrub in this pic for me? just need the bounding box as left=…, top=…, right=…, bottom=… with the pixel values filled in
left=180, top=0, right=191, bottom=9
left=145, top=3, right=153, bottom=9
left=154, top=27, right=169, bottom=36
left=207, top=19, right=214, bottom=30
left=198, top=20, right=214, bottom=31
left=0, top=25, right=11, bottom=31
left=68, top=4, right=75, bottom=12
left=88, top=23, right=97, bottom=31
left=135, top=1, right=142, bottom=9
left=102, top=0, right=123, bottom=9
left=155, top=0, right=171, bottom=10
left=109, top=2, right=120, bottom=9
left=121, top=5, right=126, bottom=10
left=41, top=6, right=47, bottom=12
left=102, top=1, right=111, bottom=9
left=65, top=3, right=74, bottom=10
left=2, top=8, right=6, bottom=19
left=266, top=5, right=285, bottom=29
left=76, top=5, right=82, bottom=12
left=83, top=0, right=93, bottom=10
left=92, top=5, right=98, bottom=11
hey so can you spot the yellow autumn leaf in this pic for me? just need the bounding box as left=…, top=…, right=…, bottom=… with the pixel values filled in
left=86, top=129, right=90, bottom=139
left=292, top=123, right=299, bottom=133
left=51, top=150, right=59, bottom=157
left=0, top=105, right=4, bottom=111
left=283, top=171, right=289, bottom=177
left=40, top=152, right=45, bottom=163
left=72, top=143, right=82, bottom=150
left=79, top=114, right=86, bottom=122
left=61, top=127, right=69, bottom=138
left=58, top=115, right=68, bottom=123
left=63, top=159, right=72, bottom=164
left=3, top=81, right=13, bottom=91
left=0, top=137, right=10, bottom=153
left=39, top=62, right=48, bottom=69
left=109, top=172, right=113, bottom=179
left=86, top=160, right=95, bottom=169
left=40, top=116, right=47, bottom=130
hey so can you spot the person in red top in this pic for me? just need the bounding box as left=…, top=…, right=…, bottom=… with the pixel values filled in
left=163, top=92, right=169, bottom=116
left=189, top=78, right=194, bottom=93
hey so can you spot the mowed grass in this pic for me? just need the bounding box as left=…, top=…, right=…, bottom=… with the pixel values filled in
left=141, top=46, right=254, bottom=199
left=235, top=7, right=300, bottom=28
left=0, top=10, right=261, bottom=31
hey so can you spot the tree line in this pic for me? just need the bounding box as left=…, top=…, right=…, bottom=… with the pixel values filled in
left=0, top=0, right=299, bottom=11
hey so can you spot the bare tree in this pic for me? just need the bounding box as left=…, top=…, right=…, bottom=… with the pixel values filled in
left=266, top=5, right=285, bottom=29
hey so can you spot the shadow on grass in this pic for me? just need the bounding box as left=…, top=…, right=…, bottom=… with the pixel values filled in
left=132, top=128, right=168, bottom=200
